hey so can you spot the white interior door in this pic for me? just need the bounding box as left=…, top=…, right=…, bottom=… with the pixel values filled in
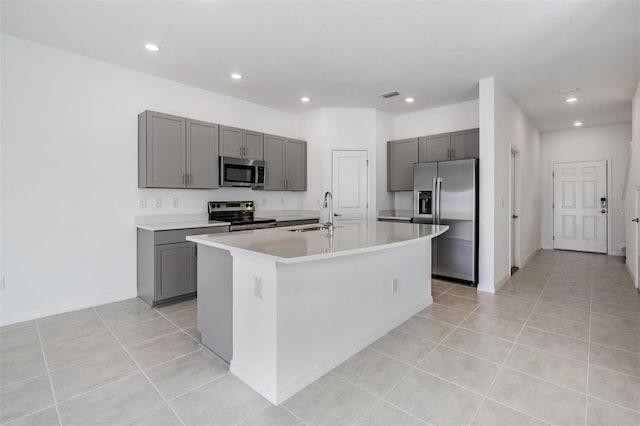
left=331, top=150, right=368, bottom=219
left=553, top=161, right=607, bottom=253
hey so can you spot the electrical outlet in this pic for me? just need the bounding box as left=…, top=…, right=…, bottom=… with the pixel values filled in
left=280, top=197, right=284, bottom=206
left=155, top=198, right=162, bottom=208
left=138, top=198, right=146, bottom=208
left=254, top=277, right=263, bottom=299
left=172, top=198, right=179, bottom=208
left=0, top=277, right=5, bottom=291
left=391, top=278, right=398, bottom=294
left=261, top=198, right=266, bottom=206
left=317, top=198, right=321, bottom=207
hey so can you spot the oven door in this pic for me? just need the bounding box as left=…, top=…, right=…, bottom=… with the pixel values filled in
left=220, top=157, right=262, bottom=187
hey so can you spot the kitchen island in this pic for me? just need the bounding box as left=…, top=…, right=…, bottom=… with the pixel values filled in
left=187, top=220, right=448, bottom=404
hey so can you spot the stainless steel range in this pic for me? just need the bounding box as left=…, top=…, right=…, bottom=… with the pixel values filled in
left=208, top=201, right=276, bottom=231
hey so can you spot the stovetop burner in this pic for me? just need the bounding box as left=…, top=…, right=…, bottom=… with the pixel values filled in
left=208, top=201, right=276, bottom=231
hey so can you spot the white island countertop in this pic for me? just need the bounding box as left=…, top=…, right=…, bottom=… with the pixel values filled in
left=187, top=220, right=448, bottom=264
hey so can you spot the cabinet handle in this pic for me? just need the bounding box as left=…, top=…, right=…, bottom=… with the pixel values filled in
left=182, top=173, right=186, bottom=185
left=187, top=174, right=191, bottom=185
left=451, top=148, right=455, bottom=159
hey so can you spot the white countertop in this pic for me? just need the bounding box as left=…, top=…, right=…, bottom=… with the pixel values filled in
left=136, top=219, right=231, bottom=232
left=135, top=210, right=320, bottom=232
left=187, top=220, right=448, bottom=264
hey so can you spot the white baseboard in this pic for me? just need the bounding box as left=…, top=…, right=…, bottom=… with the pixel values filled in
left=625, top=261, right=637, bottom=289
left=494, top=274, right=511, bottom=292
left=0, top=292, right=138, bottom=326
left=519, top=248, right=539, bottom=269
left=231, top=297, right=432, bottom=405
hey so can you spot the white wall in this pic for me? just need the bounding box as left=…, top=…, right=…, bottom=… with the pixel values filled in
left=392, top=100, right=480, bottom=210
left=624, top=81, right=640, bottom=283
left=299, top=107, right=391, bottom=220
left=0, top=35, right=306, bottom=325
left=375, top=110, right=395, bottom=213
left=540, top=123, right=632, bottom=256
left=479, top=77, right=541, bottom=293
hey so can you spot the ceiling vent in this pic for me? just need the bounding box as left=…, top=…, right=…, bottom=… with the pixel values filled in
left=380, top=91, right=400, bottom=99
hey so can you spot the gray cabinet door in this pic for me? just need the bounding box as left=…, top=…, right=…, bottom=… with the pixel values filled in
left=423, top=133, right=451, bottom=162
left=243, top=130, right=264, bottom=160
left=186, top=119, right=218, bottom=189
left=142, top=111, right=186, bottom=188
left=451, top=129, right=479, bottom=160
left=387, top=138, right=418, bottom=191
left=263, top=134, right=286, bottom=190
left=219, top=125, right=243, bottom=158
left=155, top=242, right=196, bottom=301
left=285, top=138, right=307, bottom=191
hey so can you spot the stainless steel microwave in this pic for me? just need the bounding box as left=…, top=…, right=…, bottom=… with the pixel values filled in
left=219, top=156, right=265, bottom=188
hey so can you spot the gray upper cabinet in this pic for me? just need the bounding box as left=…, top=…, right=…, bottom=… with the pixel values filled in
left=451, top=129, right=479, bottom=160
left=139, top=111, right=186, bottom=188
left=420, top=133, right=451, bottom=163
left=139, top=110, right=218, bottom=189
left=219, top=126, right=243, bottom=158
left=243, top=130, right=264, bottom=160
left=220, top=125, right=264, bottom=160
left=285, top=138, right=307, bottom=191
left=263, top=134, right=307, bottom=191
left=263, top=134, right=286, bottom=190
left=387, top=138, right=418, bottom=191
left=186, top=119, right=219, bottom=189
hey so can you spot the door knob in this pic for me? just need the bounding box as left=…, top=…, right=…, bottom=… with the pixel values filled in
left=512, top=215, right=519, bottom=219
left=633, top=218, right=640, bottom=223
left=600, top=210, right=607, bottom=214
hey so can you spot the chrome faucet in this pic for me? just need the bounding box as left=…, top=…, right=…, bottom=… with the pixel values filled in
left=323, top=191, right=334, bottom=227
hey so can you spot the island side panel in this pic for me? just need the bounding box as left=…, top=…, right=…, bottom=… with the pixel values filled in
left=197, top=245, right=233, bottom=363
left=273, top=240, right=431, bottom=403
left=229, top=255, right=279, bottom=402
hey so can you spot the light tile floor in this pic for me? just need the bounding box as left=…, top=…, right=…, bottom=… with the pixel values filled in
left=1, top=250, right=639, bottom=425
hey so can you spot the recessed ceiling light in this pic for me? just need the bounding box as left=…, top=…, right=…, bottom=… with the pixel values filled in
left=558, top=87, right=579, bottom=93
left=566, top=97, right=578, bottom=103
left=230, top=73, right=242, bottom=80
left=574, top=121, right=583, bottom=127
left=301, top=97, right=310, bottom=103
left=405, top=97, right=415, bottom=103
left=144, top=43, right=160, bottom=52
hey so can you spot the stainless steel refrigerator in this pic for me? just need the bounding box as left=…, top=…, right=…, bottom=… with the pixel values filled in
left=412, top=158, right=479, bottom=285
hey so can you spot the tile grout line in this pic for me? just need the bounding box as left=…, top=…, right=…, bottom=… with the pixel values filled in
left=92, top=308, right=187, bottom=426
left=467, top=269, right=548, bottom=426
left=585, top=267, right=594, bottom=426
left=351, top=304, right=482, bottom=426
left=33, top=321, right=63, bottom=426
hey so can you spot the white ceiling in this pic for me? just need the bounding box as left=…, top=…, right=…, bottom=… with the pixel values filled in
left=1, top=1, right=638, bottom=132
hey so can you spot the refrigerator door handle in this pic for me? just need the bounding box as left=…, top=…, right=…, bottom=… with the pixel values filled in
left=436, top=177, right=442, bottom=225
left=432, top=177, right=438, bottom=223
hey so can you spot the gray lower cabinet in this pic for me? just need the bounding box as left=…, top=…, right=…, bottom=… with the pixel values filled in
left=220, top=125, right=264, bottom=160
left=387, top=138, right=418, bottom=191
left=263, top=134, right=307, bottom=191
left=139, top=111, right=219, bottom=189
left=137, top=226, right=229, bottom=306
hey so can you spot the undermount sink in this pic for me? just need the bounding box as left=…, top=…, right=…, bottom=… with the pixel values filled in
left=288, top=225, right=331, bottom=232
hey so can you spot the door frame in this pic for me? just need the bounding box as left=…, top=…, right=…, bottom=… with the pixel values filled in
left=509, top=146, right=521, bottom=273
left=635, top=187, right=640, bottom=289
left=329, top=148, right=371, bottom=220
left=551, top=158, right=611, bottom=254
